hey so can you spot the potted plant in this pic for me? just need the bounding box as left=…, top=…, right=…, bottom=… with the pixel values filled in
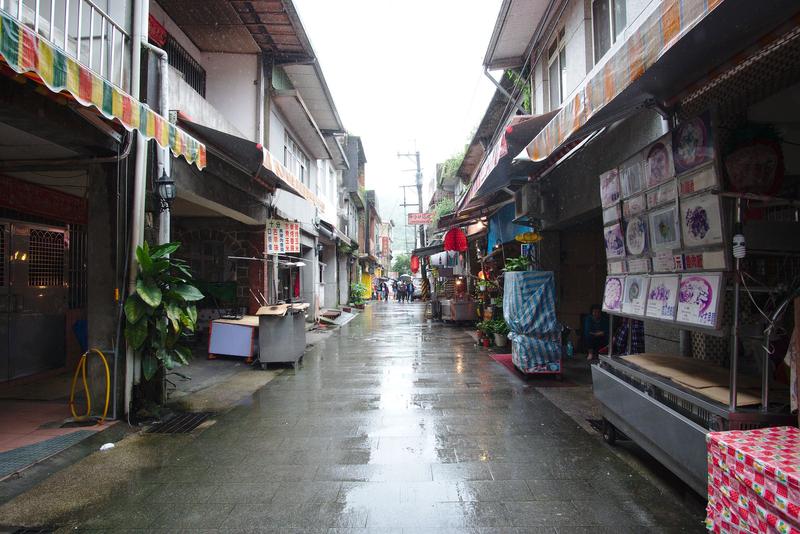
left=124, top=242, right=203, bottom=403
left=477, top=320, right=495, bottom=347
left=350, top=282, right=367, bottom=309
left=503, top=256, right=530, bottom=272
left=492, top=320, right=509, bottom=348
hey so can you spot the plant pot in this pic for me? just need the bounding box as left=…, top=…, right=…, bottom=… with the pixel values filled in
left=482, top=338, right=490, bottom=348
left=494, top=333, right=508, bottom=348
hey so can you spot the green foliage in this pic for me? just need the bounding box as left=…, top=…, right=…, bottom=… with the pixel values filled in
left=477, top=320, right=494, bottom=335
left=350, top=282, right=367, bottom=306
left=505, top=70, right=532, bottom=114
left=503, top=256, right=530, bottom=272
left=431, top=197, right=457, bottom=227
left=438, top=149, right=466, bottom=186
left=124, top=242, right=203, bottom=382
left=392, top=253, right=411, bottom=275
left=490, top=319, right=510, bottom=336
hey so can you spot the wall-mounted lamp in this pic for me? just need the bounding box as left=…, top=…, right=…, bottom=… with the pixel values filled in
left=156, top=172, right=176, bottom=212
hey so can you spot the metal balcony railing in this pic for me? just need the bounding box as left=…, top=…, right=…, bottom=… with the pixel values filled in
left=0, top=0, right=131, bottom=90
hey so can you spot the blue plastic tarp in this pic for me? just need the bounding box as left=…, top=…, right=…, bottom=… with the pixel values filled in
left=503, top=271, right=561, bottom=372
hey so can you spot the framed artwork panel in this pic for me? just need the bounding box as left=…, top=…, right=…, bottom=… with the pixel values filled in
left=649, top=205, right=681, bottom=252
left=676, top=273, right=723, bottom=329
left=646, top=275, right=679, bottom=321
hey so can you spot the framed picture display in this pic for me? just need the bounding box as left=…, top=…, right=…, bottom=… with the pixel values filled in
left=602, top=276, right=624, bottom=313
left=677, top=273, right=723, bottom=329
left=625, top=215, right=649, bottom=257
left=649, top=205, right=681, bottom=252
left=623, top=194, right=646, bottom=218
left=681, top=192, right=724, bottom=248
left=604, top=222, right=626, bottom=259
left=645, top=135, right=675, bottom=188
left=678, top=164, right=718, bottom=196
left=600, top=169, right=621, bottom=207
left=672, top=113, right=714, bottom=174
left=620, top=156, right=645, bottom=198
left=622, top=275, right=649, bottom=316
left=603, top=203, right=621, bottom=225
left=646, top=181, right=677, bottom=209
left=607, top=260, right=626, bottom=275
left=646, top=275, right=679, bottom=320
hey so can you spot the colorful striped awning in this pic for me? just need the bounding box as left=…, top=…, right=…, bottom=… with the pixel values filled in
left=525, top=0, right=722, bottom=163
left=0, top=11, right=206, bottom=169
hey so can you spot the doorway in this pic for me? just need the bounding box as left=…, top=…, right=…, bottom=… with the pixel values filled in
left=0, top=220, right=67, bottom=382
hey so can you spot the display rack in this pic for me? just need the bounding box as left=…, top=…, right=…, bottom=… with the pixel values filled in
left=591, top=113, right=797, bottom=497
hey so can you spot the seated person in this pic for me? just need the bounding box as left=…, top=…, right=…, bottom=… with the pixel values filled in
left=583, top=304, right=608, bottom=360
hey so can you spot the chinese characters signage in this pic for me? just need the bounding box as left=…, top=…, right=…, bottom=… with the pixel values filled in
left=408, top=212, right=433, bottom=225
left=266, top=219, right=300, bottom=254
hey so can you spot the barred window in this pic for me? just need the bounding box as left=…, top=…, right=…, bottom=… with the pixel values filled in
left=29, top=229, right=65, bottom=287
left=165, top=36, right=206, bottom=97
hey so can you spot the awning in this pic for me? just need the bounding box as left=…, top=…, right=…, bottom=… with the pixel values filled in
left=0, top=11, right=206, bottom=169
left=179, top=117, right=303, bottom=198
left=459, top=111, right=557, bottom=211
left=411, top=242, right=444, bottom=258
left=524, top=0, right=800, bottom=164
left=271, top=89, right=331, bottom=160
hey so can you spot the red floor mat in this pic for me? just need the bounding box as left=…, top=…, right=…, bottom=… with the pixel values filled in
left=489, top=354, right=577, bottom=387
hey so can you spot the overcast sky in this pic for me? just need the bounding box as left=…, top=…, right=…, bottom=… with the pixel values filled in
left=293, top=0, right=503, bottom=253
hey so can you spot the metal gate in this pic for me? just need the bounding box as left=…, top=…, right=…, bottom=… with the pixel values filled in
left=0, top=221, right=67, bottom=382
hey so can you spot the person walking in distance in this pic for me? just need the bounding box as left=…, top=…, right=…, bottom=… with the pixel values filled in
left=397, top=282, right=406, bottom=303
left=407, top=281, right=415, bottom=303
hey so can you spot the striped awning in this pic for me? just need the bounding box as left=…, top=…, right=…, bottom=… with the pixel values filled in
left=0, top=11, right=206, bottom=169
left=526, top=0, right=723, bottom=163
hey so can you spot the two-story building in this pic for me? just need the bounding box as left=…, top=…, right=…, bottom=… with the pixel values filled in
left=471, top=0, right=800, bottom=495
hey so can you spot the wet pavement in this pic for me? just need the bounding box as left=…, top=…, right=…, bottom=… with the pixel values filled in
left=1, top=301, right=705, bottom=532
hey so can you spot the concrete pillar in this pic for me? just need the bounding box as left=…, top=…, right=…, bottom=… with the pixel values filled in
left=86, top=163, right=119, bottom=415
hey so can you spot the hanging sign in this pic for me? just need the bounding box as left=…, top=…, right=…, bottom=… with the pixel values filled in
left=408, top=212, right=433, bottom=225
left=266, top=219, right=300, bottom=254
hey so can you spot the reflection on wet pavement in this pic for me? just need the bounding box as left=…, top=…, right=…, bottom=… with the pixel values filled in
left=68, top=302, right=704, bottom=531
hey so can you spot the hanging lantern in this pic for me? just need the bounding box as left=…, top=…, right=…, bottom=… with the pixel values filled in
left=443, top=228, right=468, bottom=252
left=515, top=231, right=542, bottom=243
left=410, top=255, right=420, bottom=274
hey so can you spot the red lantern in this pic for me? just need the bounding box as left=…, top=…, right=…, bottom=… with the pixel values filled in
left=443, top=228, right=467, bottom=252
left=410, top=255, right=420, bottom=274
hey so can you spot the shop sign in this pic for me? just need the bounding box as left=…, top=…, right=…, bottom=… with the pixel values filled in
left=0, top=175, right=87, bottom=224
left=407, top=212, right=433, bottom=225
left=381, top=236, right=390, bottom=255
left=266, top=219, right=300, bottom=254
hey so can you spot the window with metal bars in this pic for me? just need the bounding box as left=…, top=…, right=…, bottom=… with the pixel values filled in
left=28, top=229, right=65, bottom=287
left=68, top=224, right=88, bottom=308
left=164, top=35, right=206, bottom=97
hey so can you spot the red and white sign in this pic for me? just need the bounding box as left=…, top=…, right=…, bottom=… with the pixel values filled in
left=266, top=219, right=300, bottom=254
left=381, top=236, right=390, bottom=255
left=407, top=212, right=433, bottom=225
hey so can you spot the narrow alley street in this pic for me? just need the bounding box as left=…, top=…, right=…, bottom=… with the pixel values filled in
left=1, top=303, right=705, bottom=532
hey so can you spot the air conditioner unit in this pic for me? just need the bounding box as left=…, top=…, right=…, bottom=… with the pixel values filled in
left=515, top=183, right=549, bottom=222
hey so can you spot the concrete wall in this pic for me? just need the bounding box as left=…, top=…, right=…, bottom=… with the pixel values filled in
left=169, top=68, right=245, bottom=138
left=203, top=53, right=259, bottom=142
left=534, top=108, right=666, bottom=229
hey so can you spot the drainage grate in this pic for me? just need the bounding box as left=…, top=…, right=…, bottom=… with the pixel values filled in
left=146, top=412, right=213, bottom=434
left=2, top=528, right=57, bottom=534
left=587, top=418, right=604, bottom=433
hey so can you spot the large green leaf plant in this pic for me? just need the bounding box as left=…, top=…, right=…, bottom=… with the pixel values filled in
left=124, top=242, right=203, bottom=381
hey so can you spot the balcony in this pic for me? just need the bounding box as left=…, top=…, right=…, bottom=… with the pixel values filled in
left=0, top=0, right=131, bottom=90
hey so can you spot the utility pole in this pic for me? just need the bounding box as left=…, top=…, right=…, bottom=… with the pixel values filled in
left=397, top=150, right=429, bottom=300
left=397, top=150, right=426, bottom=250
left=400, top=184, right=417, bottom=252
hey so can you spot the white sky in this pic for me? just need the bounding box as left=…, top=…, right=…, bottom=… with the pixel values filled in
left=293, top=0, right=503, bottom=253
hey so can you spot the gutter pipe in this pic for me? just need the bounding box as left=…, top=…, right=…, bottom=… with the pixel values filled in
left=125, top=0, right=148, bottom=416
left=141, top=41, right=171, bottom=247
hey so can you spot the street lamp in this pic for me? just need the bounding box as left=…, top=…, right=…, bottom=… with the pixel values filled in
left=155, top=172, right=176, bottom=212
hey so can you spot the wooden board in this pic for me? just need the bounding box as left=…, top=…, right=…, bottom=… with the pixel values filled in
left=213, top=316, right=259, bottom=327
left=256, top=305, right=288, bottom=317
left=698, top=387, right=761, bottom=407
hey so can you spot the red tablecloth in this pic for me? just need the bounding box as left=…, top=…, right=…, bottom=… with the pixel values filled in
left=707, top=426, right=800, bottom=533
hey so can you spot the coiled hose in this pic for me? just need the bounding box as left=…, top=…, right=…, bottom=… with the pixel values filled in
left=69, top=348, right=110, bottom=425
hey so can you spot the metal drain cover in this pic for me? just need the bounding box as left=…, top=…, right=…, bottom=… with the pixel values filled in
left=146, top=412, right=214, bottom=434
left=1, top=528, right=57, bottom=534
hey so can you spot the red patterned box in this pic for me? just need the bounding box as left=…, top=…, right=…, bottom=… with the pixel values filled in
left=707, top=427, right=800, bottom=533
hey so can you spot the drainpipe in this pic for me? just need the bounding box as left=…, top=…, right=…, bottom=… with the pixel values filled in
left=142, top=41, right=171, bottom=247
left=125, top=0, right=149, bottom=415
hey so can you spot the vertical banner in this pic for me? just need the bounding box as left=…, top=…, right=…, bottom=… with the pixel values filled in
left=266, top=219, right=300, bottom=254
